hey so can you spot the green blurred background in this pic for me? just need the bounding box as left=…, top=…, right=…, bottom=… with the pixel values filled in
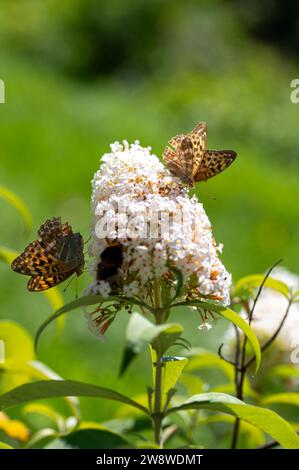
left=0, top=0, right=299, bottom=432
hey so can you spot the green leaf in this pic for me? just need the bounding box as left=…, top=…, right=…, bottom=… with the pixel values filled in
left=210, top=383, right=259, bottom=400
left=0, top=186, right=32, bottom=232
left=217, top=308, right=261, bottom=373
left=43, top=289, right=65, bottom=339
left=119, top=313, right=183, bottom=375
left=0, top=440, right=14, bottom=449
left=179, top=373, right=205, bottom=395
left=200, top=415, right=265, bottom=447
left=0, top=246, right=18, bottom=265
left=0, top=321, right=35, bottom=392
left=115, top=393, right=149, bottom=419
left=169, top=267, right=184, bottom=302
left=0, top=360, right=80, bottom=420
left=22, top=403, right=65, bottom=430
left=0, top=248, right=65, bottom=337
left=184, top=348, right=256, bottom=397
left=0, top=380, right=149, bottom=416
left=23, top=428, right=58, bottom=449
left=172, top=302, right=261, bottom=373
left=151, top=350, right=187, bottom=406
left=173, top=300, right=224, bottom=312
left=167, top=392, right=299, bottom=449
left=35, top=295, right=152, bottom=352
left=184, top=348, right=235, bottom=380
left=233, top=274, right=289, bottom=299
left=262, top=393, right=299, bottom=407
left=45, top=428, right=130, bottom=449
left=136, top=441, right=160, bottom=449
left=267, top=364, right=299, bottom=380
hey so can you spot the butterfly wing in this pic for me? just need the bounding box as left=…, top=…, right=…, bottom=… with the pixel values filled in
left=188, top=122, right=207, bottom=179
left=163, top=123, right=207, bottom=186
left=11, top=240, right=60, bottom=276
left=11, top=239, right=77, bottom=277
left=163, top=134, right=194, bottom=185
left=27, top=271, right=75, bottom=292
left=38, top=217, right=73, bottom=258
left=193, top=149, right=237, bottom=182
left=12, top=218, right=84, bottom=292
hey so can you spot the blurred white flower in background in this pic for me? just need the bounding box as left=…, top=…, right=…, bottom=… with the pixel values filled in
left=224, top=267, right=299, bottom=365
left=247, top=268, right=299, bottom=351
left=85, top=140, right=232, bottom=334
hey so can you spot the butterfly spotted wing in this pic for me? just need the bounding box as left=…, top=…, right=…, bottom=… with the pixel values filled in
left=163, top=123, right=206, bottom=186
left=163, top=121, right=236, bottom=186
left=193, top=149, right=237, bottom=182
left=27, top=273, right=74, bottom=292
left=11, top=217, right=84, bottom=291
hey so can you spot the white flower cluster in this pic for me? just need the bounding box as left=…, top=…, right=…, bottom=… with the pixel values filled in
left=87, top=140, right=231, bottom=307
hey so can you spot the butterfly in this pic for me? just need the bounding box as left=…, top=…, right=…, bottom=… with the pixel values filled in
left=11, top=217, right=84, bottom=291
left=163, top=121, right=237, bottom=187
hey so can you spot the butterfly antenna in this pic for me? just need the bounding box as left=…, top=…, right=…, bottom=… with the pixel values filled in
left=84, top=236, right=91, bottom=245
left=63, top=275, right=75, bottom=293
left=76, top=275, right=78, bottom=299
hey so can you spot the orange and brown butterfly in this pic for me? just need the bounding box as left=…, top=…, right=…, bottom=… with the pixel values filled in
left=11, top=217, right=84, bottom=291
left=162, top=121, right=237, bottom=187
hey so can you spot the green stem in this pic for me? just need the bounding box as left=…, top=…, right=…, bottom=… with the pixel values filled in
left=152, top=278, right=164, bottom=447
left=154, top=278, right=161, bottom=310
left=153, top=352, right=163, bottom=447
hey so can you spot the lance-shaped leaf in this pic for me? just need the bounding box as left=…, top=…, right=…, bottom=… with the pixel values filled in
left=184, top=347, right=235, bottom=380
left=184, top=348, right=256, bottom=398
left=22, top=403, right=65, bottom=431
left=151, top=350, right=188, bottom=407
left=120, top=313, right=183, bottom=376
left=199, top=415, right=265, bottom=447
left=0, top=380, right=149, bottom=416
left=262, top=393, right=299, bottom=407
left=233, top=274, right=289, bottom=299
left=0, top=185, right=32, bottom=232
left=34, top=294, right=152, bottom=351
left=172, top=302, right=261, bottom=373
left=45, top=428, right=130, bottom=449
left=0, top=359, right=80, bottom=421
left=168, top=267, right=184, bottom=303
left=167, top=392, right=299, bottom=449
left=266, top=364, right=299, bottom=380
left=0, top=441, right=14, bottom=449
left=0, top=321, right=35, bottom=393
left=217, top=307, right=261, bottom=373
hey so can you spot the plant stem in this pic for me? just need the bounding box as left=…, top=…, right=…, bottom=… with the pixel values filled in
left=152, top=278, right=164, bottom=447
left=153, top=351, right=163, bottom=447
left=231, top=259, right=284, bottom=449
left=230, top=323, right=242, bottom=449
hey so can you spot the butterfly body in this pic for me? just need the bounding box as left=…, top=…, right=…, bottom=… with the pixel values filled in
left=163, top=122, right=236, bottom=187
left=11, top=217, right=84, bottom=291
left=60, top=233, right=85, bottom=275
